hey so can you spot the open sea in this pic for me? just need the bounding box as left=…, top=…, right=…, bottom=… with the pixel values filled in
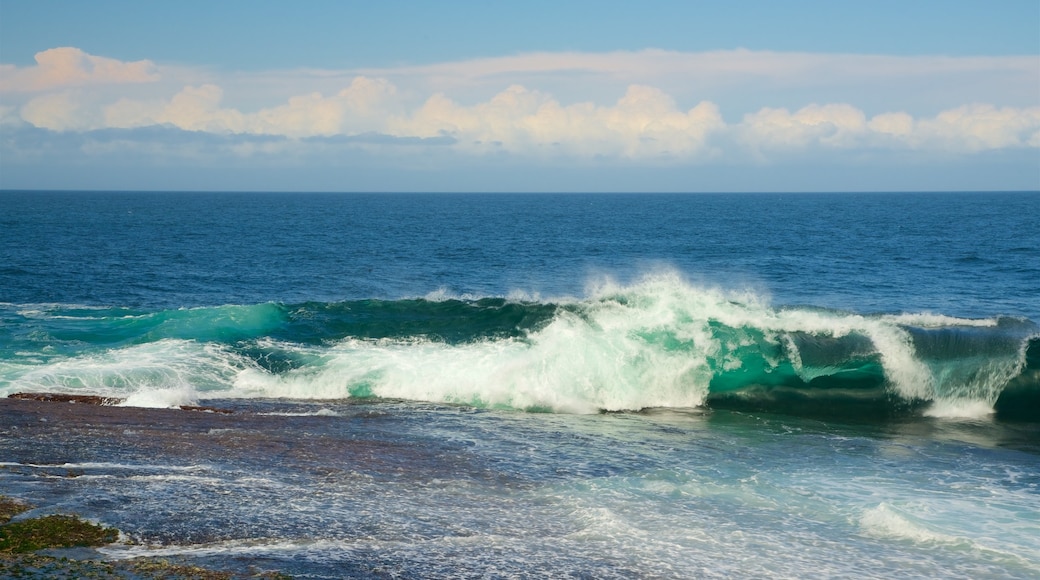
left=1, top=190, right=1038, bottom=578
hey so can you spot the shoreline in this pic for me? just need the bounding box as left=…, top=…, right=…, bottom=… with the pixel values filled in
left=3, top=392, right=1039, bottom=578
left=1, top=494, right=289, bottom=579
left=0, top=397, right=297, bottom=578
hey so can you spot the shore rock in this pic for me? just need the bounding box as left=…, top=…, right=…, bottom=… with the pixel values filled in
left=7, top=393, right=232, bottom=414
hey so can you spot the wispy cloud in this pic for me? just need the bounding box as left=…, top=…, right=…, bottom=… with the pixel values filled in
left=358, top=49, right=1037, bottom=89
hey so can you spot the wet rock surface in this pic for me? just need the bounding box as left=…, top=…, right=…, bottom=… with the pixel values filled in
left=8, top=393, right=234, bottom=414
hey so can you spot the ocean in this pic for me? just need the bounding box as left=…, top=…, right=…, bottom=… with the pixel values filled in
left=1, top=190, right=1038, bottom=578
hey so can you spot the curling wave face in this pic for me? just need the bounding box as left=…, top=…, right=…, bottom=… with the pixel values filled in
left=2, top=273, right=1037, bottom=419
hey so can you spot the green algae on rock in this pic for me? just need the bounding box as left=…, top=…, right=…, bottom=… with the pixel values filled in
left=0, top=514, right=119, bottom=553
left=0, top=497, right=31, bottom=526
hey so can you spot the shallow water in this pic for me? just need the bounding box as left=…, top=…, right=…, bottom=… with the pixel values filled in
left=2, top=398, right=1038, bottom=578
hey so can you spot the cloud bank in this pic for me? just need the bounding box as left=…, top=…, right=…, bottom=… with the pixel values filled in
left=2, top=47, right=1039, bottom=179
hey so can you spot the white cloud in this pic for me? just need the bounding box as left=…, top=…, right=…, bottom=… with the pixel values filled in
left=738, top=104, right=868, bottom=151
left=103, top=97, right=165, bottom=129
left=15, top=77, right=1040, bottom=160
left=391, top=84, right=725, bottom=158
left=915, top=104, right=1040, bottom=151
left=868, top=112, right=914, bottom=138
left=101, top=76, right=400, bottom=138
left=250, top=76, right=399, bottom=137
left=20, top=90, right=102, bottom=131
left=2, top=47, right=1038, bottom=166
left=0, top=47, right=159, bottom=93
left=734, top=103, right=1040, bottom=155
left=158, top=84, right=246, bottom=132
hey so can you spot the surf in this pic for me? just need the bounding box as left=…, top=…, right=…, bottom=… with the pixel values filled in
left=2, top=273, right=1037, bottom=419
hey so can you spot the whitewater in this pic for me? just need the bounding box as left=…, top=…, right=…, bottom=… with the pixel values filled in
left=2, top=273, right=1037, bottom=419
left=2, top=191, right=1038, bottom=578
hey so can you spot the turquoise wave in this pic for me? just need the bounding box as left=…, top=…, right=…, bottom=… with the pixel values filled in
left=2, top=277, right=1037, bottom=419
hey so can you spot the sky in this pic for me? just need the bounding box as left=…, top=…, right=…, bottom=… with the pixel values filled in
left=1, top=0, right=1038, bottom=192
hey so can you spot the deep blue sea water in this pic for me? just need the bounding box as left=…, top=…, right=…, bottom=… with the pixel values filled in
left=1, top=190, right=1038, bottom=578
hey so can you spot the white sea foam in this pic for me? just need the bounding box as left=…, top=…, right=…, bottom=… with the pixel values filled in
left=120, top=385, right=199, bottom=408
left=0, top=461, right=208, bottom=471
left=127, top=474, right=225, bottom=484
left=3, top=272, right=1026, bottom=414
left=100, top=538, right=351, bottom=560
left=859, top=502, right=1040, bottom=572
left=923, top=399, right=995, bottom=419
left=13, top=305, right=85, bottom=319
left=565, top=505, right=646, bottom=542
left=421, top=285, right=573, bottom=305
left=422, top=287, right=480, bottom=302
left=258, top=408, right=340, bottom=417
left=859, top=503, right=963, bottom=544
left=0, top=339, right=252, bottom=407
left=880, top=313, right=1001, bottom=328
left=234, top=299, right=714, bottom=413
left=227, top=271, right=1029, bottom=412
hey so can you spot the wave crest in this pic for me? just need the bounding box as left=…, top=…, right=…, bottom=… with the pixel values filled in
left=2, top=274, right=1036, bottom=417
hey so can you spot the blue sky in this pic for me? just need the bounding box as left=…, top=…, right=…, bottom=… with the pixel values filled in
left=1, top=0, right=1038, bottom=192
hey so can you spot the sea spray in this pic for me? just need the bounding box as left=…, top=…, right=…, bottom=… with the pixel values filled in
left=229, top=274, right=1037, bottom=415
left=1, top=273, right=1036, bottom=415
left=1, top=339, right=252, bottom=407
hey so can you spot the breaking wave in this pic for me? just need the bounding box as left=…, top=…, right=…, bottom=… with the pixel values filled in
left=2, top=273, right=1037, bottom=419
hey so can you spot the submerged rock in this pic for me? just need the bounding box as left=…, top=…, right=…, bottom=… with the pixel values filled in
left=0, top=497, right=31, bottom=525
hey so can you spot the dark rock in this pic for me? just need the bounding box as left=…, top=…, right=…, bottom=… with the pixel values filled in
left=7, top=394, right=232, bottom=414
left=7, top=393, right=124, bottom=406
